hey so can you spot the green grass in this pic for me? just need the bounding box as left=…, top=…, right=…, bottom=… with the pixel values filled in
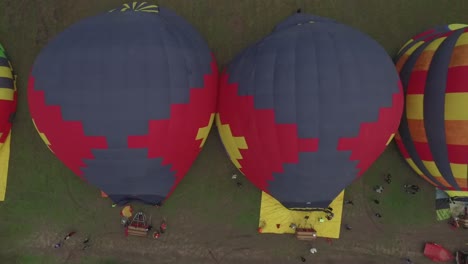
left=1, top=0, right=468, bottom=262
left=0, top=254, right=59, bottom=264
left=78, top=257, right=126, bottom=264
left=359, top=143, right=436, bottom=227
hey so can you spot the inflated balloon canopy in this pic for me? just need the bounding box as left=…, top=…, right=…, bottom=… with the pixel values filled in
left=0, top=43, right=16, bottom=150
left=217, top=13, right=404, bottom=209
left=0, top=43, right=17, bottom=201
left=395, top=24, right=468, bottom=197
left=28, top=2, right=218, bottom=205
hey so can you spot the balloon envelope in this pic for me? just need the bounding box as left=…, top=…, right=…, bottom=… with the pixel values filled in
left=395, top=24, right=468, bottom=197
left=28, top=3, right=218, bottom=205
left=0, top=43, right=16, bottom=149
left=217, top=14, right=403, bottom=209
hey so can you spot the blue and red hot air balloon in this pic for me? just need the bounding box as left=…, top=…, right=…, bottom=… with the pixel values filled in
left=28, top=2, right=218, bottom=205
left=217, top=13, right=404, bottom=209
left=396, top=24, right=468, bottom=197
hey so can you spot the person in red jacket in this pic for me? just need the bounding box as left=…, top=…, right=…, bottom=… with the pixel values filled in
left=160, top=221, right=167, bottom=234
left=153, top=232, right=160, bottom=239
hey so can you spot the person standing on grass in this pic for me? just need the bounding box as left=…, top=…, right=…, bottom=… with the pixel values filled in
left=403, top=258, right=413, bottom=264
left=345, top=224, right=352, bottom=230
left=404, top=185, right=411, bottom=194
left=404, top=184, right=419, bottom=194
left=153, top=231, right=160, bottom=239
left=64, top=231, right=76, bottom=241
left=344, top=200, right=354, bottom=205
left=385, top=174, right=392, bottom=184
left=82, top=238, right=90, bottom=250
left=160, top=220, right=167, bottom=234
left=374, top=185, right=384, bottom=193
left=375, top=213, right=382, bottom=218
left=410, top=185, right=419, bottom=192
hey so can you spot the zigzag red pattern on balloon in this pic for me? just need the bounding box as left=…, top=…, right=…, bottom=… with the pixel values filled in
left=128, top=57, right=219, bottom=188
left=337, top=82, right=404, bottom=177
left=27, top=76, right=108, bottom=178
left=217, top=72, right=318, bottom=191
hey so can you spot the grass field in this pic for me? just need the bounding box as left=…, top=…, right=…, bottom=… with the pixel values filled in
left=1, top=0, right=468, bottom=263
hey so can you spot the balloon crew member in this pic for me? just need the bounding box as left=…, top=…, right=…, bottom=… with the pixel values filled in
left=64, top=231, right=76, bottom=241
left=160, top=220, right=167, bottom=234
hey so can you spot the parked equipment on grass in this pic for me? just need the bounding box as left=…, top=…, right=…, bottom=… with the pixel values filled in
left=295, top=228, right=317, bottom=241
left=457, top=251, right=468, bottom=264
left=423, top=242, right=454, bottom=262
left=125, top=212, right=149, bottom=237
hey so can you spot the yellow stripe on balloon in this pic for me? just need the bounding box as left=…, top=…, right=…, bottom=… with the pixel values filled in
left=406, top=95, right=424, bottom=120
left=422, top=160, right=442, bottom=177
left=445, top=93, right=468, bottom=120
left=385, top=133, right=395, bottom=145
left=0, top=88, right=14, bottom=101
left=448, top=24, right=468, bottom=31
left=445, top=190, right=468, bottom=197
left=425, top=37, right=446, bottom=51
left=215, top=114, right=248, bottom=169
left=0, top=66, right=12, bottom=79
left=421, top=161, right=453, bottom=187
left=139, top=4, right=158, bottom=10
left=406, top=158, right=424, bottom=175
left=136, top=2, right=146, bottom=9
left=405, top=158, right=438, bottom=186
left=195, top=113, right=215, bottom=148
left=398, top=39, right=415, bottom=55
left=32, top=119, right=53, bottom=153
left=455, top=32, right=468, bottom=46
left=405, top=41, right=424, bottom=55
left=450, top=163, right=467, bottom=180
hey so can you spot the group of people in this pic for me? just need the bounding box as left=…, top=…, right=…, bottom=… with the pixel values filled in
left=342, top=173, right=419, bottom=263
left=53, top=231, right=90, bottom=250
left=342, top=174, right=422, bottom=230
left=404, top=184, right=420, bottom=194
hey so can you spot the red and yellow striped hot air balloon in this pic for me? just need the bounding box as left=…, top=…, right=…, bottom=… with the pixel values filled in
left=0, top=43, right=17, bottom=150
left=0, top=43, right=17, bottom=201
left=395, top=24, right=468, bottom=198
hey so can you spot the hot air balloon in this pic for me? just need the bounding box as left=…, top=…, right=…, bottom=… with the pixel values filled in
left=0, top=43, right=16, bottom=149
left=217, top=13, right=404, bottom=209
left=27, top=2, right=218, bottom=205
left=0, top=43, right=17, bottom=201
left=395, top=24, right=468, bottom=198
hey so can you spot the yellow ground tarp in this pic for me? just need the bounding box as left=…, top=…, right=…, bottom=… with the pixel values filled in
left=259, top=190, right=344, bottom=239
left=0, top=131, right=11, bottom=201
